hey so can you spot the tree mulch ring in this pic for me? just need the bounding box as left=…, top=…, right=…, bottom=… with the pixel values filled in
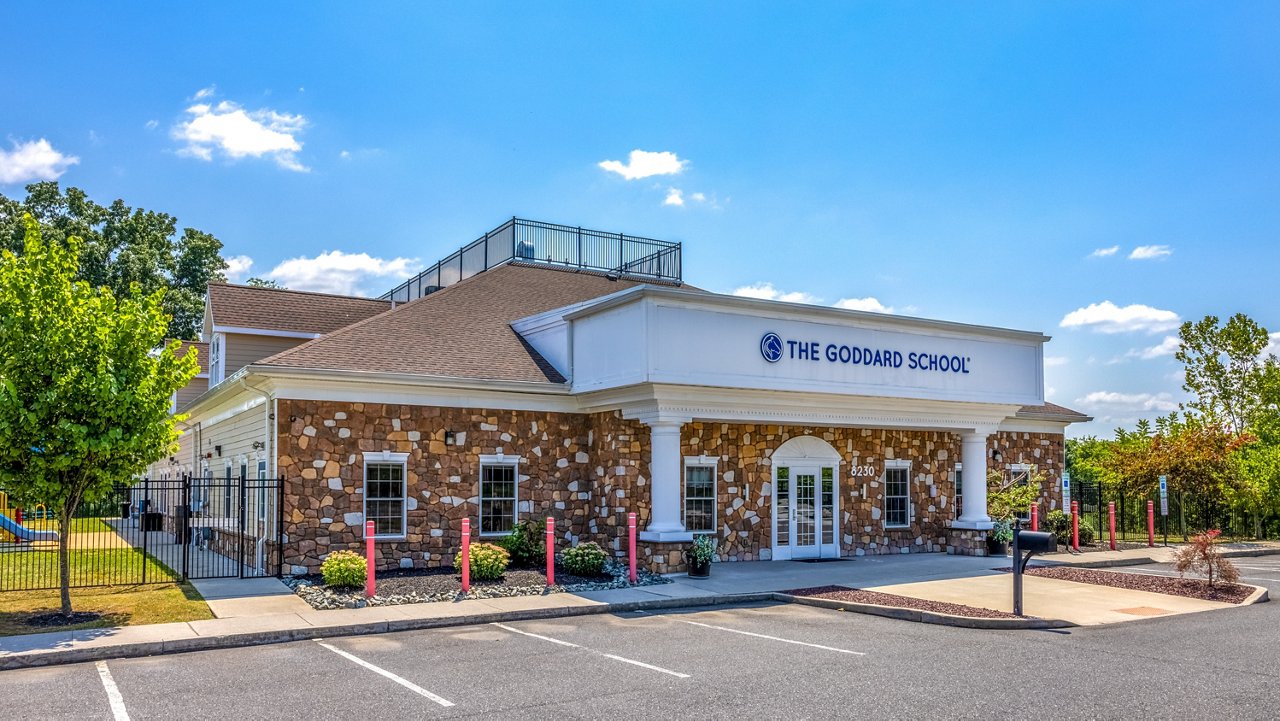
left=1003, top=566, right=1255, bottom=604
left=783, top=585, right=1022, bottom=619
left=24, top=611, right=104, bottom=628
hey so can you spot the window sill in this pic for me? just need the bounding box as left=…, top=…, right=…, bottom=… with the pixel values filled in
left=369, top=535, right=406, bottom=541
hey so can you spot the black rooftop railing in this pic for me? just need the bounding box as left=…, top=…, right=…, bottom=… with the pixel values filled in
left=379, top=218, right=683, bottom=303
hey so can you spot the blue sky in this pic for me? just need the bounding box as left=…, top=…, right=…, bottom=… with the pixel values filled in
left=3, top=2, right=1278, bottom=437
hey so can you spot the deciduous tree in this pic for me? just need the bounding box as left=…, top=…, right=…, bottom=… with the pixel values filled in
left=0, top=216, right=198, bottom=616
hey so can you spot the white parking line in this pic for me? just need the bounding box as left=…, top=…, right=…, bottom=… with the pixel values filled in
left=677, top=619, right=866, bottom=655
left=315, top=640, right=455, bottom=707
left=491, top=623, right=690, bottom=678
left=95, top=661, right=131, bottom=721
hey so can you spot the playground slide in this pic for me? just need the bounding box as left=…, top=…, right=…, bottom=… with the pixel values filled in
left=0, top=512, right=59, bottom=542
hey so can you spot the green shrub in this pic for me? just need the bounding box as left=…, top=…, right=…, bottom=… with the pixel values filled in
left=562, top=541, right=608, bottom=576
left=321, top=550, right=366, bottom=588
left=689, top=534, right=717, bottom=564
left=1046, top=510, right=1096, bottom=546
left=495, top=519, right=545, bottom=567
left=454, top=542, right=510, bottom=580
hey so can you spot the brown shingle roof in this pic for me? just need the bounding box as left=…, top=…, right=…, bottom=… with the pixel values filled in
left=1017, top=402, right=1092, bottom=423
left=172, top=340, right=209, bottom=375
left=258, top=263, right=679, bottom=383
left=207, top=283, right=392, bottom=336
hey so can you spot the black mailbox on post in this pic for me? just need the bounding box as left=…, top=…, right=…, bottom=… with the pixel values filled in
left=1010, top=523, right=1058, bottom=617
left=1017, top=530, right=1057, bottom=555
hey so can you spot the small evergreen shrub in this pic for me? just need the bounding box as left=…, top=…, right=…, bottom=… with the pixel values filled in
left=1046, top=509, right=1095, bottom=546
left=1173, top=530, right=1239, bottom=587
left=562, top=541, right=608, bottom=576
left=495, top=519, right=545, bottom=567
left=321, top=550, right=366, bottom=588
left=454, top=542, right=510, bottom=580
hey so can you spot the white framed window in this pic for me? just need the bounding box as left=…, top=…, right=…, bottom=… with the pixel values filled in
left=257, top=459, right=267, bottom=480
left=683, top=457, right=717, bottom=533
left=954, top=463, right=964, bottom=518
left=479, top=455, right=522, bottom=536
left=883, top=461, right=912, bottom=528
left=209, top=333, right=225, bottom=385
left=1009, top=463, right=1031, bottom=521
left=363, top=451, right=409, bottom=538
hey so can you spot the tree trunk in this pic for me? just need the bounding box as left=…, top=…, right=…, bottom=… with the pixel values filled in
left=58, top=504, right=73, bottom=616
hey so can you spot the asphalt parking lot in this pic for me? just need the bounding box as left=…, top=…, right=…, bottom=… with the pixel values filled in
left=6, top=557, right=1279, bottom=720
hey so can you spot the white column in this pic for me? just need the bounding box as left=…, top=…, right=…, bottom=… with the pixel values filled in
left=640, top=419, right=688, bottom=540
left=957, top=432, right=993, bottom=528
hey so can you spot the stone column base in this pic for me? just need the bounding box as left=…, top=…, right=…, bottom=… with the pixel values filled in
left=637, top=540, right=689, bottom=574
left=946, top=528, right=990, bottom=557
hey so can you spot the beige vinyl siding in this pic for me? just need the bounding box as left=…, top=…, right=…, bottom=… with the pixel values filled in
left=175, top=377, right=209, bottom=411
left=198, top=400, right=270, bottom=479
left=223, top=333, right=307, bottom=379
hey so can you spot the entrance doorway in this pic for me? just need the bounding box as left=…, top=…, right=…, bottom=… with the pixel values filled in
left=771, top=436, right=841, bottom=560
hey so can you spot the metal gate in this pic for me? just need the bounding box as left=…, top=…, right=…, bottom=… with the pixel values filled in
left=0, top=474, right=284, bottom=592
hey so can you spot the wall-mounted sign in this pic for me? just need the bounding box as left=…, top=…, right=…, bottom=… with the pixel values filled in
left=760, top=332, right=972, bottom=374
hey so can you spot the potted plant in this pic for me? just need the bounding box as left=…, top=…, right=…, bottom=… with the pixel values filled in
left=987, top=519, right=1013, bottom=556
left=687, top=535, right=716, bottom=578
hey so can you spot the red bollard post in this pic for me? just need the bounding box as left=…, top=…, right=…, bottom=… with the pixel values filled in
left=628, top=512, right=638, bottom=584
left=1071, top=501, right=1080, bottom=552
left=545, top=517, right=555, bottom=587
left=1108, top=502, right=1117, bottom=550
left=365, top=520, right=376, bottom=598
left=1147, top=500, right=1155, bottom=548
left=14, top=507, right=22, bottom=525
left=461, top=517, right=471, bottom=593
left=1030, top=504, right=1039, bottom=532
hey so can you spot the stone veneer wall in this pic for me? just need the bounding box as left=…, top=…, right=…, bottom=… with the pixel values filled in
left=990, top=431, right=1065, bottom=518
left=274, top=399, right=1066, bottom=574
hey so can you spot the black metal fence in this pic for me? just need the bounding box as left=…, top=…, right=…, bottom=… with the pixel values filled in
left=0, top=474, right=283, bottom=592
left=1074, top=481, right=1279, bottom=544
left=381, top=217, right=684, bottom=303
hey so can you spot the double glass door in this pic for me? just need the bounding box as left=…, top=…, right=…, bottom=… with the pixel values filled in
left=775, top=464, right=836, bottom=560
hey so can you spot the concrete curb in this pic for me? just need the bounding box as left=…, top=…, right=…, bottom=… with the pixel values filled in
left=1242, top=584, right=1270, bottom=605
left=774, top=593, right=1076, bottom=630
left=0, top=592, right=776, bottom=672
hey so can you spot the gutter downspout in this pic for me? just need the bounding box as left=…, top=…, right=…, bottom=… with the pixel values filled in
left=241, top=378, right=275, bottom=573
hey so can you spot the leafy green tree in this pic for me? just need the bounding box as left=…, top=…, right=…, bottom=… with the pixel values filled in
left=0, top=182, right=228, bottom=340
left=245, top=277, right=283, bottom=289
left=1176, top=314, right=1278, bottom=433
left=0, top=216, right=198, bottom=616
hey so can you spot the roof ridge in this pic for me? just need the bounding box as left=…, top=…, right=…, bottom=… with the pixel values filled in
left=209, top=281, right=392, bottom=304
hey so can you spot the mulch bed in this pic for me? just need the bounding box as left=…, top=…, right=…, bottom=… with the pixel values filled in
left=294, top=565, right=608, bottom=596
left=24, top=611, right=104, bottom=628
left=783, top=585, right=1022, bottom=619
left=1009, top=566, right=1255, bottom=604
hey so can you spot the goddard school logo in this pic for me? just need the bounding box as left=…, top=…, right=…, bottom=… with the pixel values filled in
left=760, top=332, right=784, bottom=363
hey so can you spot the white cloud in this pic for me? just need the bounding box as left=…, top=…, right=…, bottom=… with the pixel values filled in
left=1264, top=332, right=1280, bottom=358
left=1075, top=390, right=1179, bottom=414
left=0, top=139, right=79, bottom=184
left=1088, top=245, right=1120, bottom=258
left=598, top=149, right=687, bottom=180
left=1059, top=300, right=1181, bottom=334
left=663, top=188, right=684, bottom=206
left=265, top=250, right=419, bottom=296
left=339, top=150, right=351, bottom=159
left=834, top=296, right=894, bottom=314
left=193, top=86, right=216, bottom=100
left=145, top=119, right=159, bottom=130
left=1044, top=356, right=1070, bottom=367
left=1129, top=244, right=1173, bottom=260
left=690, top=192, right=706, bottom=202
left=731, top=282, right=819, bottom=305
left=173, top=93, right=309, bottom=172
left=223, top=255, right=254, bottom=282
left=1136, top=335, right=1181, bottom=360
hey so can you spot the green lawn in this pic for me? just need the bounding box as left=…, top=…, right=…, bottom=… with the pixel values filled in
left=1, top=546, right=179, bottom=590
left=0, top=582, right=211, bottom=637
left=18, top=517, right=114, bottom=533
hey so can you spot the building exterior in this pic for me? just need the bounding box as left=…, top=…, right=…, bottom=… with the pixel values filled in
left=158, top=218, right=1089, bottom=575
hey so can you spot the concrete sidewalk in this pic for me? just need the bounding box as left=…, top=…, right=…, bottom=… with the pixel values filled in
left=3, top=544, right=1275, bottom=670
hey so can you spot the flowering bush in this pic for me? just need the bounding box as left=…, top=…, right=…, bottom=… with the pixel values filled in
left=321, top=550, right=366, bottom=588
left=562, top=541, right=608, bottom=576
left=1173, top=530, right=1240, bottom=587
left=454, top=542, right=510, bottom=580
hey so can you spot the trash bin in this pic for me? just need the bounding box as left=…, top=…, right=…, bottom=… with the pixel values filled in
left=174, top=504, right=191, bottom=544
left=141, top=512, right=163, bottom=532
left=119, top=502, right=132, bottom=520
